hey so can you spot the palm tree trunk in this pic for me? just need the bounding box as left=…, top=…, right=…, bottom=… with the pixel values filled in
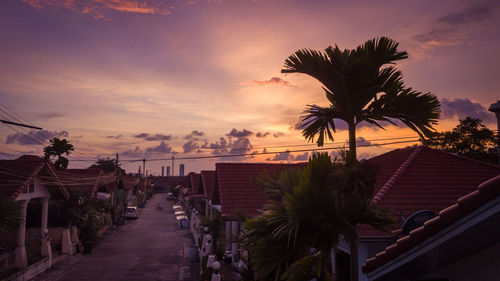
left=347, top=120, right=356, bottom=163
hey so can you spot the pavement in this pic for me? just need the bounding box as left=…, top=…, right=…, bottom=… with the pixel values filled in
left=32, top=195, right=200, bottom=281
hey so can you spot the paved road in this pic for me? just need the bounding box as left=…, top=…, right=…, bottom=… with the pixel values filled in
left=33, top=195, right=199, bottom=281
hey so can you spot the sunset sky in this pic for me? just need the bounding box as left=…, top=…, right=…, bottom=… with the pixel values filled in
left=1, top=0, right=499, bottom=175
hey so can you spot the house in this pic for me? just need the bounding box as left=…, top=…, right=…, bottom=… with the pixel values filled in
left=361, top=175, right=500, bottom=281
left=201, top=170, right=217, bottom=218
left=0, top=155, right=69, bottom=269
left=151, top=176, right=187, bottom=193
left=348, top=146, right=500, bottom=281
left=215, top=162, right=305, bottom=264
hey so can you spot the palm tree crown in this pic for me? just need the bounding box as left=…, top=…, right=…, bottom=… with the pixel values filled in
left=282, top=37, right=440, bottom=160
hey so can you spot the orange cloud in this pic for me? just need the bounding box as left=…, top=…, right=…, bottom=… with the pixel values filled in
left=240, top=77, right=296, bottom=87
left=22, top=0, right=172, bottom=19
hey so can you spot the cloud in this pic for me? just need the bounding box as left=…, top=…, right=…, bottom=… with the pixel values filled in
left=121, top=141, right=176, bottom=157
left=411, top=2, right=499, bottom=55
left=105, top=134, right=122, bottom=139
left=184, top=130, right=205, bottom=140
left=266, top=151, right=309, bottom=162
left=5, top=130, right=69, bottom=145
left=22, top=0, right=173, bottom=19
left=240, top=77, right=296, bottom=87
left=201, top=136, right=252, bottom=155
left=273, top=132, right=285, bottom=138
left=134, top=133, right=173, bottom=141
left=33, top=112, right=64, bottom=121
left=256, top=132, right=270, bottom=138
left=356, top=137, right=377, bottom=147
left=183, top=140, right=199, bottom=153
left=440, top=98, right=495, bottom=122
left=146, top=141, right=174, bottom=153
left=229, top=138, right=252, bottom=154
left=227, top=128, right=253, bottom=138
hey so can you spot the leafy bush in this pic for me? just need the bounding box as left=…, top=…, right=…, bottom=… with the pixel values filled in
left=0, top=195, right=20, bottom=233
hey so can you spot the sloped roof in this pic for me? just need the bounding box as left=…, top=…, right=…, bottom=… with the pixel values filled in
left=121, top=174, right=141, bottom=190
left=216, top=162, right=305, bottom=218
left=56, top=168, right=104, bottom=194
left=190, top=173, right=202, bottom=194
left=0, top=155, right=69, bottom=200
left=201, top=170, right=216, bottom=200
left=362, top=174, right=500, bottom=273
left=359, top=146, right=500, bottom=237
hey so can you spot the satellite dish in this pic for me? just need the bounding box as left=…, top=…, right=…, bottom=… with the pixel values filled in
left=402, top=210, right=436, bottom=235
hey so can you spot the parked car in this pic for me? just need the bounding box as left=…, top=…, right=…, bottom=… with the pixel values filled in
left=124, top=206, right=139, bottom=219
left=167, top=192, right=175, bottom=201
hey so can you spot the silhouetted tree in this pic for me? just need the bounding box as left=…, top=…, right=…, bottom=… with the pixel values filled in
left=43, top=138, right=74, bottom=169
left=423, top=117, right=498, bottom=163
left=0, top=195, right=20, bottom=233
left=242, top=153, right=394, bottom=281
left=89, top=157, right=125, bottom=174
left=282, top=37, right=440, bottom=280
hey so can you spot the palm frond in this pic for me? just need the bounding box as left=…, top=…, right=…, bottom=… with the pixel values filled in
left=299, top=105, right=340, bottom=146
left=362, top=87, right=441, bottom=138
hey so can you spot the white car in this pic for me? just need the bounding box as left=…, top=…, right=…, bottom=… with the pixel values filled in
left=124, top=206, right=139, bottom=219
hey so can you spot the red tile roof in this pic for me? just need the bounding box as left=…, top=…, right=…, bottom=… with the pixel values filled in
left=201, top=170, right=216, bottom=200
left=55, top=168, right=104, bottom=194
left=362, top=174, right=500, bottom=273
left=359, top=146, right=500, bottom=237
left=121, top=174, right=141, bottom=190
left=216, top=162, right=305, bottom=218
left=0, top=155, right=69, bottom=200
left=190, top=173, right=202, bottom=194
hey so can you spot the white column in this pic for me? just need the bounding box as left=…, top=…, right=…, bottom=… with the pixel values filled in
left=14, top=200, right=28, bottom=268
left=225, top=221, right=231, bottom=251
left=231, top=221, right=240, bottom=263
left=40, top=197, right=52, bottom=267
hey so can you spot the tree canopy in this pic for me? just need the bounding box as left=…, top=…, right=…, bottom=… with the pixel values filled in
left=89, top=157, right=125, bottom=174
left=43, top=138, right=74, bottom=169
left=423, top=117, right=498, bottom=164
left=242, top=153, right=394, bottom=281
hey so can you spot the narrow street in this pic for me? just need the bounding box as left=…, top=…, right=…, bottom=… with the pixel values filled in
left=32, top=195, right=200, bottom=281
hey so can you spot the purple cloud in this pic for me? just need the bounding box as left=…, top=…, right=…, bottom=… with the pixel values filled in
left=227, top=128, right=253, bottom=138
left=183, top=140, right=199, bottom=153
left=184, top=130, right=205, bottom=140
left=256, top=132, right=270, bottom=138
left=441, top=98, right=495, bottom=122
left=240, top=77, right=296, bottom=88
left=5, top=130, right=68, bottom=145
left=134, top=133, right=173, bottom=141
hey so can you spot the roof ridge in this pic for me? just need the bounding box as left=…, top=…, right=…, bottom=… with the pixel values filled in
left=371, top=146, right=423, bottom=205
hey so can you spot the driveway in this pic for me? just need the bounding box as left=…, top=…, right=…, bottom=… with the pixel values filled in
left=32, top=195, right=199, bottom=281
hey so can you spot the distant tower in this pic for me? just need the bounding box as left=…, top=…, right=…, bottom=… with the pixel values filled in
left=167, top=166, right=171, bottom=176
left=162, top=166, right=165, bottom=177
left=179, top=164, right=185, bottom=176
left=488, top=100, right=500, bottom=163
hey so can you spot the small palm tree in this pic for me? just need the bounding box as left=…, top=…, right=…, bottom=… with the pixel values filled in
left=282, top=37, right=440, bottom=162
left=43, top=138, right=74, bottom=169
left=242, top=153, right=394, bottom=281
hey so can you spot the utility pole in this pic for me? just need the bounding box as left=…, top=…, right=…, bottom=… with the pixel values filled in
left=142, top=158, right=146, bottom=178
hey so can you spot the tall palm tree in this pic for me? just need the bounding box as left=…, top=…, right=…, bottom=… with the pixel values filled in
left=242, top=153, right=394, bottom=281
left=281, top=37, right=440, bottom=280
left=281, top=37, right=440, bottom=163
